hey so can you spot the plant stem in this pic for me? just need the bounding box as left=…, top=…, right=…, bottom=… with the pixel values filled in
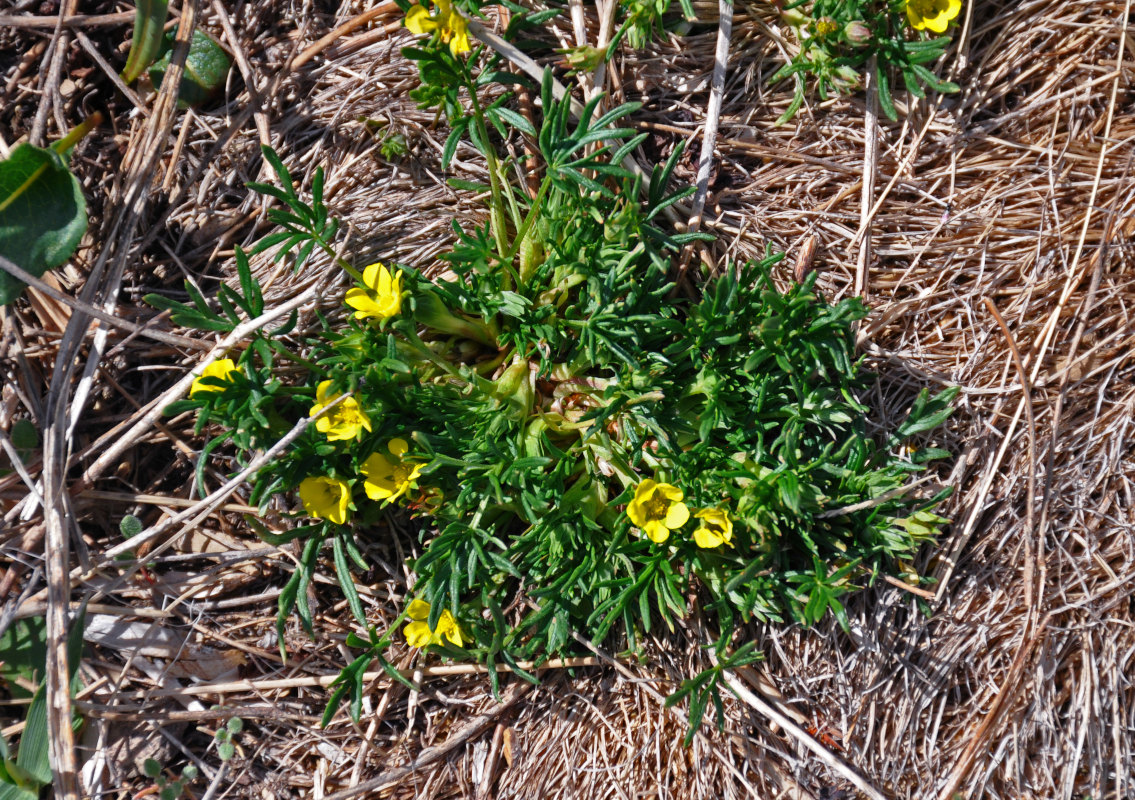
left=51, top=111, right=103, bottom=155
left=505, top=174, right=552, bottom=283
left=463, top=66, right=511, bottom=266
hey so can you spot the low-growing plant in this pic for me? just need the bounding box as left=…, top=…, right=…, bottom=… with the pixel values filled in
left=146, top=5, right=955, bottom=736
left=141, top=759, right=199, bottom=800
left=772, top=0, right=961, bottom=122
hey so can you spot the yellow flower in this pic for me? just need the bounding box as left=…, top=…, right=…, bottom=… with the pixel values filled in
left=405, top=0, right=471, bottom=56
left=309, top=381, right=372, bottom=442
left=626, top=479, right=690, bottom=543
left=298, top=476, right=351, bottom=524
left=190, top=358, right=238, bottom=397
left=403, top=598, right=465, bottom=648
left=812, top=17, right=839, bottom=37
left=693, top=507, right=734, bottom=549
left=344, top=263, right=403, bottom=321
left=904, top=0, right=961, bottom=34
left=361, top=438, right=424, bottom=503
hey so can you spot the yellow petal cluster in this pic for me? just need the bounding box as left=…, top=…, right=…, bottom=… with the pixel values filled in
left=361, top=438, right=424, bottom=504
left=904, top=0, right=961, bottom=34
left=626, top=479, right=689, bottom=543
left=403, top=598, right=465, bottom=648
left=309, top=381, right=372, bottom=442
left=693, top=507, right=734, bottom=549
left=404, top=0, right=471, bottom=56
left=298, top=476, right=351, bottom=525
left=190, top=358, right=238, bottom=397
left=344, top=263, right=403, bottom=321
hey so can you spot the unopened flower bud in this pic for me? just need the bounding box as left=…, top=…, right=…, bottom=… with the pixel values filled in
left=844, top=20, right=871, bottom=45
left=560, top=45, right=605, bottom=73
left=835, top=65, right=861, bottom=87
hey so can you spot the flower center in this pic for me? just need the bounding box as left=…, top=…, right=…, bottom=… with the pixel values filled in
left=643, top=495, right=670, bottom=522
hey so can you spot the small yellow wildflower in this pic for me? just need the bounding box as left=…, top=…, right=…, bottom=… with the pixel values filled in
left=298, top=476, right=351, bottom=525
left=405, top=0, right=471, bottom=56
left=693, top=507, right=734, bottom=549
left=344, top=263, right=403, bottom=321
left=404, top=598, right=465, bottom=648
left=813, top=17, right=839, bottom=36
left=362, top=438, right=424, bottom=503
left=189, top=358, right=238, bottom=397
left=627, top=479, right=690, bottom=543
left=309, top=381, right=372, bottom=442
left=904, top=0, right=961, bottom=34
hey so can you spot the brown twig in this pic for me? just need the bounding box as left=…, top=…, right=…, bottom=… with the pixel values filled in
left=321, top=681, right=533, bottom=800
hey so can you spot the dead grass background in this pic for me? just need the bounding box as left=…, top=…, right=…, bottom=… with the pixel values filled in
left=1, top=0, right=1134, bottom=797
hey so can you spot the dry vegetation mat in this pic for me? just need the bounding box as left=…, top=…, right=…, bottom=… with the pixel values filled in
left=1, top=0, right=1134, bottom=798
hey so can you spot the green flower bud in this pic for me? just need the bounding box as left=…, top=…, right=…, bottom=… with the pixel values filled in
left=559, top=45, right=605, bottom=73
left=413, top=289, right=496, bottom=346
left=844, top=20, right=871, bottom=45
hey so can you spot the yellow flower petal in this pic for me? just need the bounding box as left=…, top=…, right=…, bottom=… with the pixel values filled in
left=905, top=0, right=961, bottom=32
left=664, top=501, right=690, bottom=529
left=447, top=15, right=471, bottom=55
left=693, top=507, right=734, bottom=549
left=345, top=263, right=403, bottom=320
left=190, top=359, right=238, bottom=397
left=404, top=4, right=438, bottom=34
left=644, top=520, right=670, bottom=543
left=627, top=480, right=689, bottom=542
left=388, top=438, right=410, bottom=457
left=298, top=476, right=351, bottom=524
left=309, top=384, right=371, bottom=442
left=407, top=598, right=431, bottom=620
left=693, top=526, right=723, bottom=549
left=404, top=620, right=434, bottom=648
left=361, top=440, right=423, bottom=502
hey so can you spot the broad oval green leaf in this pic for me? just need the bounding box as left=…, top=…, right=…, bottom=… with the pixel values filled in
left=0, top=143, right=87, bottom=306
left=148, top=29, right=233, bottom=108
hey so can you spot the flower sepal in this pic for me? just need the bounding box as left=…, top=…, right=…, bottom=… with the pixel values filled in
left=412, top=287, right=497, bottom=347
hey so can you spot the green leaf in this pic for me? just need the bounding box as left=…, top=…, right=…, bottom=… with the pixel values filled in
left=15, top=687, right=50, bottom=787
left=119, top=515, right=144, bottom=538
left=0, top=762, right=40, bottom=800
left=0, top=143, right=87, bottom=306
left=121, top=0, right=169, bottom=83
left=148, top=29, right=232, bottom=108
left=9, top=419, right=37, bottom=453
left=333, top=534, right=367, bottom=627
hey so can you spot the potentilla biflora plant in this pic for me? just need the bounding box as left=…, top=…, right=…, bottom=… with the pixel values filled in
left=146, top=0, right=957, bottom=736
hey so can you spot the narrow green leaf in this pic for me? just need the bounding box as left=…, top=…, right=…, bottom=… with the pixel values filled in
left=333, top=534, right=367, bottom=627
left=121, top=0, right=169, bottom=84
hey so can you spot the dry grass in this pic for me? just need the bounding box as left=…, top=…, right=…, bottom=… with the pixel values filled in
left=2, top=0, right=1134, bottom=797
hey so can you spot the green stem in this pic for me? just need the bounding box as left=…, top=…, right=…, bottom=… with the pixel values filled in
left=402, top=327, right=467, bottom=383
left=316, top=239, right=367, bottom=285
left=463, top=66, right=510, bottom=266
left=52, top=111, right=103, bottom=155
left=504, top=174, right=552, bottom=282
